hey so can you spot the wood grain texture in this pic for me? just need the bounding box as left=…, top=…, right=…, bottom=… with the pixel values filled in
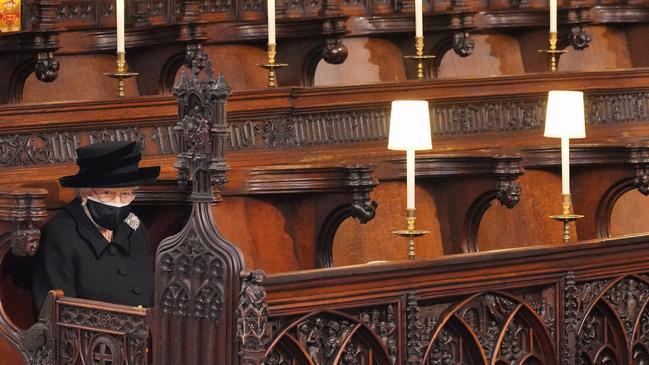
left=610, top=189, right=649, bottom=236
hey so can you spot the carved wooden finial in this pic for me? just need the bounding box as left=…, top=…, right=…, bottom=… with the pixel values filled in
left=154, top=56, right=244, bottom=365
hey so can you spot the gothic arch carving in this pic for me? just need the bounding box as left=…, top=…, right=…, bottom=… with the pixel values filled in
left=265, top=310, right=393, bottom=364
left=568, top=274, right=649, bottom=365
left=420, top=291, right=556, bottom=365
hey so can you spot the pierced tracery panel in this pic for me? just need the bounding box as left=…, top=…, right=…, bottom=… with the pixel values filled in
left=414, top=292, right=556, bottom=365
left=572, top=275, right=649, bottom=365
left=577, top=304, right=627, bottom=365
left=56, top=304, right=150, bottom=365
left=264, top=309, right=393, bottom=365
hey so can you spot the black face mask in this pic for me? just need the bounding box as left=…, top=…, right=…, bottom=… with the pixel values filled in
left=85, top=198, right=131, bottom=231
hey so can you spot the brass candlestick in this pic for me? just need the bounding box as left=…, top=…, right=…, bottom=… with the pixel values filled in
left=538, top=31, right=566, bottom=72
left=404, top=36, right=435, bottom=80
left=392, top=208, right=429, bottom=260
left=104, top=52, right=138, bottom=97
left=258, top=43, right=288, bottom=88
left=549, top=194, right=583, bottom=243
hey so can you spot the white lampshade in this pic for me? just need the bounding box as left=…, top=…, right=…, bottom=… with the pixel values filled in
left=544, top=90, right=586, bottom=139
left=388, top=100, right=433, bottom=151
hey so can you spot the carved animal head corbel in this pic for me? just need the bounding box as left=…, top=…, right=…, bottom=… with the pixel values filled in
left=321, top=17, right=349, bottom=65
left=346, top=165, right=379, bottom=224
left=184, top=43, right=209, bottom=72
left=633, top=167, right=649, bottom=196
left=35, top=51, right=59, bottom=83
left=570, top=25, right=591, bottom=50
left=496, top=180, right=522, bottom=209
left=452, top=31, right=474, bottom=58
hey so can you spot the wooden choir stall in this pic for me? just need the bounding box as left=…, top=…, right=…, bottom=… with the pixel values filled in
left=1, top=0, right=649, bottom=361
left=0, top=59, right=648, bottom=364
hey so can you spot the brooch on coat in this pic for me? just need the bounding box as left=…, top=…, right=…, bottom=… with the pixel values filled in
left=124, top=213, right=140, bottom=231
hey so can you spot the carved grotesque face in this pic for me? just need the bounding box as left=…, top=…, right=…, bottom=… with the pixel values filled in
left=504, top=185, right=521, bottom=208
left=251, top=271, right=264, bottom=284
left=12, top=226, right=41, bottom=257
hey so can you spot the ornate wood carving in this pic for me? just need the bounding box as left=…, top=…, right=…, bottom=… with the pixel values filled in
left=405, top=292, right=436, bottom=364
left=19, top=290, right=58, bottom=364
left=0, top=188, right=48, bottom=256
left=264, top=309, right=393, bottom=364
left=1, top=75, right=649, bottom=167
left=569, top=274, right=649, bottom=365
left=56, top=298, right=150, bottom=365
left=417, top=292, right=556, bottom=364
left=0, top=30, right=61, bottom=104
left=237, top=270, right=270, bottom=365
left=462, top=155, right=524, bottom=252
left=153, top=56, right=245, bottom=364
left=0, top=187, right=49, bottom=363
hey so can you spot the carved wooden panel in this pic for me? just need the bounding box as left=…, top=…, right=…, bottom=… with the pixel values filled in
left=265, top=306, right=396, bottom=364
left=565, top=274, right=649, bottom=365
left=55, top=299, right=150, bottom=365
left=2, top=87, right=649, bottom=170
left=407, top=290, right=556, bottom=365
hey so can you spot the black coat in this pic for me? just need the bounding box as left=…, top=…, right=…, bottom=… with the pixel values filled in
left=32, top=199, right=153, bottom=312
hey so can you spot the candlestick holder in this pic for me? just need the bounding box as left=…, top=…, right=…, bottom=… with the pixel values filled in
left=258, top=43, right=288, bottom=88
left=392, top=208, right=429, bottom=260
left=104, top=52, right=138, bottom=98
left=538, top=31, right=566, bottom=72
left=404, top=36, right=435, bottom=80
left=549, top=194, right=583, bottom=243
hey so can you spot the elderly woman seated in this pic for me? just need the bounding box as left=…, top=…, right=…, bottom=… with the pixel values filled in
left=32, top=141, right=160, bottom=312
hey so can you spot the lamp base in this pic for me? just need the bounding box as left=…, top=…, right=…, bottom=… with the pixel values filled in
left=392, top=208, right=429, bottom=260
left=404, top=36, right=435, bottom=80
left=549, top=194, right=583, bottom=243
left=257, top=43, right=288, bottom=87
left=537, top=31, right=567, bottom=72
left=103, top=52, right=138, bottom=97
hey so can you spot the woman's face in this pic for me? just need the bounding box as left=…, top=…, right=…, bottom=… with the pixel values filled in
left=80, top=187, right=137, bottom=205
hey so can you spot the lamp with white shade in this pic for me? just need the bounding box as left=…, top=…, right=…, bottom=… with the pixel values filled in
left=388, top=100, right=432, bottom=259
left=544, top=90, right=586, bottom=243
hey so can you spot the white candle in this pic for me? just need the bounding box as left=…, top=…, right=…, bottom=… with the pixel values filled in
left=549, top=0, right=557, bottom=33
left=415, top=0, right=423, bottom=38
left=561, top=137, right=570, bottom=195
left=407, top=149, right=415, bottom=210
left=267, top=0, right=276, bottom=44
left=116, top=0, right=125, bottom=53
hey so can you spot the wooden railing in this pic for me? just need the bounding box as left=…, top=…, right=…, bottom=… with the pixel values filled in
left=261, top=234, right=649, bottom=364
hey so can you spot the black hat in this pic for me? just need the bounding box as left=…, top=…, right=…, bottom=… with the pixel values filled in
left=59, top=141, right=160, bottom=188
